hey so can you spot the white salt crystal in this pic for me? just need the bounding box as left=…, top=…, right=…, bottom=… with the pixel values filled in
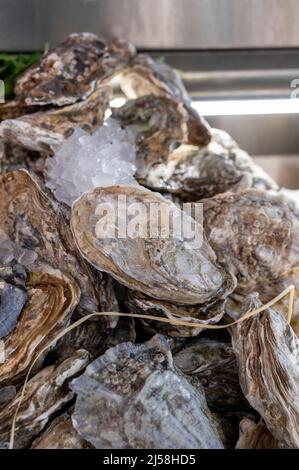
left=45, top=119, right=136, bottom=206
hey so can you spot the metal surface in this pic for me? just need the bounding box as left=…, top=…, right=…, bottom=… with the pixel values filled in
left=1, top=0, right=299, bottom=51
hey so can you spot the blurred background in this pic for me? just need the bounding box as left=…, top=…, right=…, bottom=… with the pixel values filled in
left=0, top=0, right=299, bottom=187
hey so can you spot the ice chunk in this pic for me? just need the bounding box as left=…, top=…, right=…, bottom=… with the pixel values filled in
left=45, top=119, right=136, bottom=206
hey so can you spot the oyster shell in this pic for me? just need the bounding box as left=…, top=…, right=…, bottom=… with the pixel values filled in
left=202, top=188, right=299, bottom=296
left=126, top=291, right=227, bottom=337
left=0, top=350, right=89, bottom=449
left=174, top=338, right=247, bottom=411
left=144, top=130, right=277, bottom=201
left=31, top=413, right=90, bottom=449
left=71, top=184, right=234, bottom=305
left=0, top=169, right=113, bottom=313
left=0, top=279, right=27, bottom=339
left=15, top=33, right=135, bottom=107
left=236, top=419, right=280, bottom=449
left=71, top=335, right=223, bottom=449
left=0, top=266, right=80, bottom=385
left=119, top=54, right=189, bottom=102
left=0, top=87, right=110, bottom=154
left=112, top=95, right=188, bottom=178
left=231, top=295, right=299, bottom=448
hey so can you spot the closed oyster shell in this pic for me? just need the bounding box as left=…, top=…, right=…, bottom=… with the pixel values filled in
left=31, top=413, right=90, bottom=449
left=236, top=419, right=281, bottom=449
left=119, top=54, right=189, bottom=102
left=71, top=185, right=234, bottom=305
left=71, top=335, right=223, bottom=449
left=0, top=280, right=27, bottom=339
left=202, top=188, right=299, bottom=296
left=126, top=291, right=227, bottom=337
left=0, top=350, right=89, bottom=449
left=15, top=33, right=135, bottom=107
left=174, top=338, right=247, bottom=411
left=0, top=87, right=110, bottom=154
left=144, top=131, right=277, bottom=201
left=112, top=95, right=189, bottom=179
left=0, top=170, right=112, bottom=313
left=231, top=295, right=299, bottom=448
left=0, top=266, right=80, bottom=386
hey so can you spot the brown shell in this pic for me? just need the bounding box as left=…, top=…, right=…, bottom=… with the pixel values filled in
left=118, top=54, right=211, bottom=147
left=15, top=33, right=135, bottom=107
left=71, top=185, right=234, bottom=305
left=71, top=334, right=223, bottom=449
left=0, top=87, right=110, bottom=154
left=0, top=266, right=79, bottom=386
left=126, top=290, right=228, bottom=337
left=0, top=350, right=89, bottom=448
left=202, top=188, right=299, bottom=296
left=144, top=138, right=277, bottom=201
left=236, top=419, right=281, bottom=449
left=119, top=54, right=189, bottom=101
left=231, top=296, right=299, bottom=448
left=112, top=95, right=189, bottom=178
left=0, top=170, right=112, bottom=313
left=31, top=413, right=91, bottom=449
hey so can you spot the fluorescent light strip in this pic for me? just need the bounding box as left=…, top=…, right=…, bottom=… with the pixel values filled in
left=192, top=98, right=299, bottom=116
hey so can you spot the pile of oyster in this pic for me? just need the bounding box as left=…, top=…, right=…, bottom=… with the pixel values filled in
left=0, top=33, right=299, bottom=449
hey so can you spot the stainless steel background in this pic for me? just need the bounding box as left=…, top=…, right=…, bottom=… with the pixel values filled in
left=1, top=0, right=299, bottom=51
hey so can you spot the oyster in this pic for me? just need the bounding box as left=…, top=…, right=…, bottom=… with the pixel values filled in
left=126, top=291, right=227, bottom=337
left=0, top=170, right=113, bottom=313
left=236, top=419, right=280, bottom=449
left=71, top=184, right=234, bottom=305
left=71, top=335, right=223, bottom=449
left=0, top=350, right=89, bottom=449
left=15, top=33, right=135, bottom=107
left=0, top=266, right=79, bottom=385
left=174, top=338, right=247, bottom=410
left=31, top=413, right=90, bottom=449
left=0, top=279, right=27, bottom=339
left=231, top=295, right=299, bottom=448
left=144, top=130, right=277, bottom=201
left=119, top=54, right=189, bottom=102
left=0, top=87, right=110, bottom=154
left=202, top=188, right=299, bottom=296
left=112, top=96, right=188, bottom=178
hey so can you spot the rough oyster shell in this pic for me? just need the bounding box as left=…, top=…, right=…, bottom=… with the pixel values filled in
left=144, top=131, right=277, bottom=201
left=119, top=54, right=189, bottom=102
left=0, top=266, right=80, bottom=386
left=236, top=419, right=280, bottom=449
left=202, top=188, right=299, bottom=296
left=231, top=295, right=299, bottom=448
left=0, top=170, right=112, bottom=313
left=15, top=33, right=135, bottom=107
left=0, top=350, right=89, bottom=449
left=112, top=95, right=189, bottom=178
left=31, top=413, right=90, bottom=449
left=71, top=335, right=223, bottom=449
left=174, top=338, right=247, bottom=411
left=71, top=184, right=234, bottom=305
left=0, top=87, right=110, bottom=154
left=126, top=291, right=228, bottom=337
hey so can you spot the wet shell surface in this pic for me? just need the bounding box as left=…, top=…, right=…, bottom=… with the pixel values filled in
left=71, top=335, right=223, bottom=449
left=15, top=33, right=135, bottom=107
left=71, top=184, right=234, bottom=305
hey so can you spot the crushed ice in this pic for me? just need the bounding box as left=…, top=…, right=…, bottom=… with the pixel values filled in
left=46, top=119, right=136, bottom=206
